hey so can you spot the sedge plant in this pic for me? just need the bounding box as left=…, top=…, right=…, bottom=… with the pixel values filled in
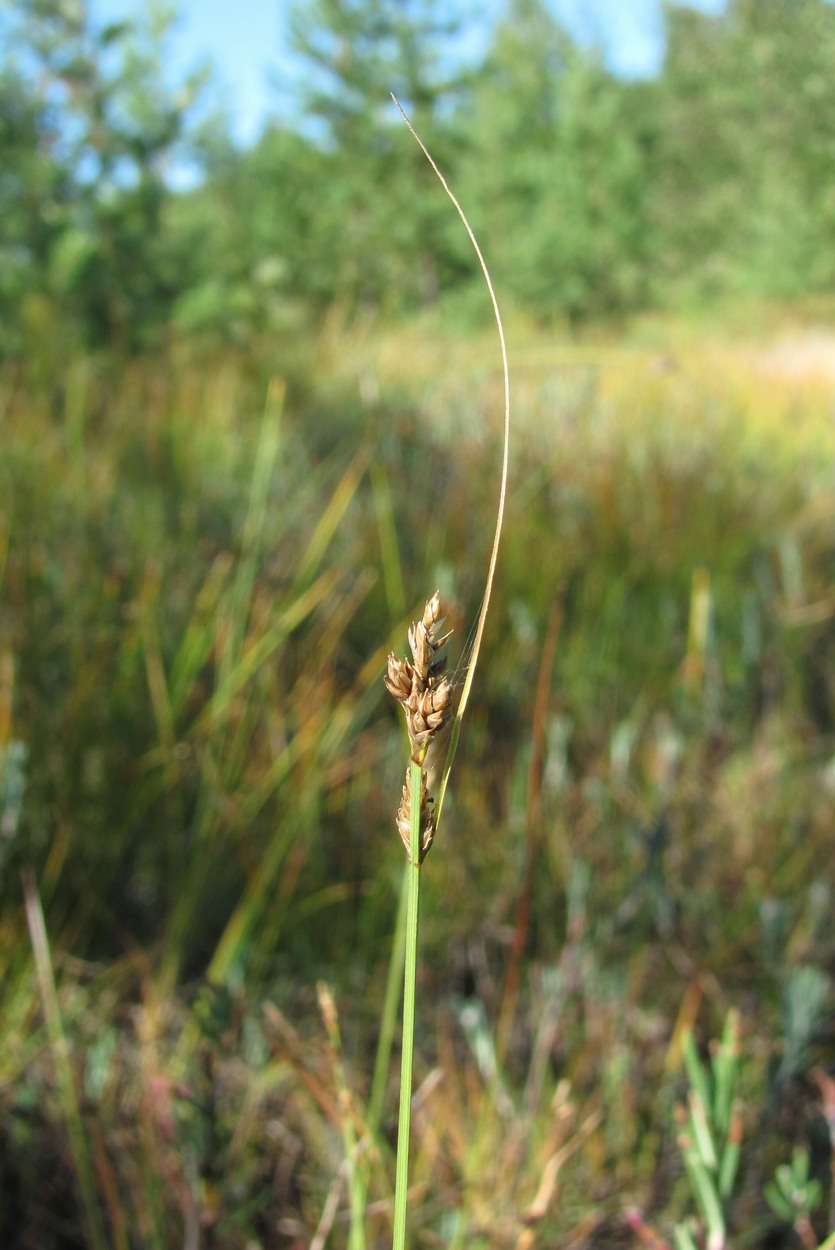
left=383, top=98, right=510, bottom=1250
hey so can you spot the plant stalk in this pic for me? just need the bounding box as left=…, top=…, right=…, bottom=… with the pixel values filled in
left=392, top=758, right=424, bottom=1250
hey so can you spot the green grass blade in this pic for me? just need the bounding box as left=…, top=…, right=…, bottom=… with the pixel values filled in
left=218, top=377, right=284, bottom=689
left=370, top=460, right=406, bottom=619
left=293, top=440, right=373, bottom=592
left=711, top=1009, right=739, bottom=1136
left=682, top=1030, right=712, bottom=1119
left=682, top=1141, right=724, bottom=1248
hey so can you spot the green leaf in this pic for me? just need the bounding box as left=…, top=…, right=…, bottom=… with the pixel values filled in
left=764, top=1179, right=795, bottom=1222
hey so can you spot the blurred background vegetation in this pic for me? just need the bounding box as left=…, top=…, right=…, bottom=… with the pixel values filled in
left=2, top=0, right=835, bottom=1246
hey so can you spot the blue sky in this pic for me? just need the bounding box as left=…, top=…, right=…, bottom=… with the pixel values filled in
left=91, top=0, right=728, bottom=146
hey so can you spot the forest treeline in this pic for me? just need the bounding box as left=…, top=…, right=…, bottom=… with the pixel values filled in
left=4, top=0, right=835, bottom=357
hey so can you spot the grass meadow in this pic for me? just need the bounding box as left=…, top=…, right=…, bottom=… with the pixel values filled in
left=2, top=309, right=835, bottom=1247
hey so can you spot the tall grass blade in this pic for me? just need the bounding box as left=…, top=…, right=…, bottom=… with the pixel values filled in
left=371, top=459, right=407, bottom=619
left=216, top=377, right=285, bottom=722
left=293, top=440, right=374, bottom=592
left=23, top=871, right=109, bottom=1250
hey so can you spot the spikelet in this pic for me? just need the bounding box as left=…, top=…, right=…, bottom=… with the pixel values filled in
left=385, top=591, right=453, bottom=765
left=395, top=765, right=435, bottom=859
left=385, top=591, right=454, bottom=861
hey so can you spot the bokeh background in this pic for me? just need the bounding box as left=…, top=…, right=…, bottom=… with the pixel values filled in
left=2, top=1, right=835, bottom=1246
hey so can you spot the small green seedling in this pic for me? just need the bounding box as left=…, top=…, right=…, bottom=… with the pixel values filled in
left=673, top=1010, right=743, bottom=1250
left=765, top=1145, right=822, bottom=1223
left=765, top=1145, right=830, bottom=1250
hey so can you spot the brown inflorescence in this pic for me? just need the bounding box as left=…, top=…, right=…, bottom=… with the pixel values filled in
left=385, top=591, right=454, bottom=860
left=385, top=591, right=453, bottom=763
left=395, top=765, right=435, bottom=860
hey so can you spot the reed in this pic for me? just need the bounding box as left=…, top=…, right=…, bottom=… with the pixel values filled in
left=385, top=98, right=510, bottom=1250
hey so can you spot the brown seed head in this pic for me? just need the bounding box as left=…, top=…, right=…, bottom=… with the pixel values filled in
left=386, top=592, right=457, bottom=858
left=385, top=591, right=454, bottom=766
left=384, top=652, right=413, bottom=702
left=395, top=765, right=435, bottom=862
left=407, top=592, right=451, bottom=682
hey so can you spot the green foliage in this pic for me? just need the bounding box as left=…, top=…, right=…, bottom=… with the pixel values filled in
left=285, top=0, right=472, bottom=314
left=457, top=0, right=649, bottom=321
left=6, top=0, right=835, bottom=345
left=670, top=1014, right=835, bottom=1250
left=0, top=0, right=211, bottom=352
left=651, top=0, right=835, bottom=304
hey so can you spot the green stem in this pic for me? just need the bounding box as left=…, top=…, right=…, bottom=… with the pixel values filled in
left=353, top=868, right=408, bottom=1239
left=369, top=866, right=409, bottom=1138
left=392, top=758, right=424, bottom=1250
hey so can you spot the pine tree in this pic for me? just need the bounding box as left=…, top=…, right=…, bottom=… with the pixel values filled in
left=286, top=0, right=473, bottom=314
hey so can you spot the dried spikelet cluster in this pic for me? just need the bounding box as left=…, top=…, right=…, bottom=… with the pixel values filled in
left=394, top=767, right=435, bottom=862
left=385, top=591, right=454, bottom=861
